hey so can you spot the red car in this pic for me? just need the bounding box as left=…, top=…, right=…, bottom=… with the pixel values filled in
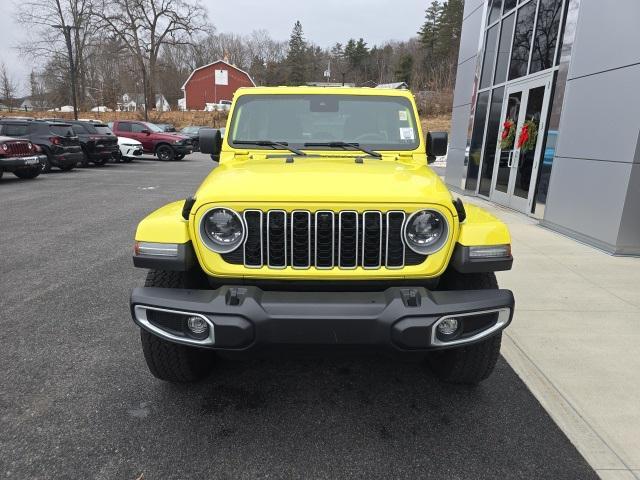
left=110, top=121, right=193, bottom=161
left=0, top=136, right=46, bottom=180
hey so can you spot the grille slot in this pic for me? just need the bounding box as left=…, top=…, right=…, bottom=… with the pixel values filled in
left=222, top=209, right=427, bottom=269
left=338, top=211, right=358, bottom=268
left=362, top=211, right=383, bottom=268
left=315, top=211, right=334, bottom=269
left=243, top=210, right=263, bottom=267
left=267, top=210, right=287, bottom=268
left=385, top=211, right=406, bottom=268
left=291, top=211, right=311, bottom=268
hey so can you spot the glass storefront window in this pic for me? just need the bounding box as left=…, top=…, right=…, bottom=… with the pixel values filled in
left=508, top=1, right=537, bottom=80
left=480, top=25, right=499, bottom=89
left=465, top=91, right=490, bottom=192
left=488, top=0, right=503, bottom=24
left=503, top=0, right=517, bottom=13
left=479, top=87, right=505, bottom=196
left=530, top=0, right=563, bottom=73
left=494, top=13, right=515, bottom=85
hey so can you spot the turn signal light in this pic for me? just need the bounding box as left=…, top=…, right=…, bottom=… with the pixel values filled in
left=468, top=244, right=511, bottom=258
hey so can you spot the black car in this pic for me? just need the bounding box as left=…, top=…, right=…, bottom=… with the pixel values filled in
left=67, top=120, right=120, bottom=166
left=179, top=126, right=207, bottom=151
left=0, top=120, right=83, bottom=172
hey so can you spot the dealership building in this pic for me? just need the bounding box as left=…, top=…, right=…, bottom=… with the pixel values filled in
left=446, top=0, right=639, bottom=255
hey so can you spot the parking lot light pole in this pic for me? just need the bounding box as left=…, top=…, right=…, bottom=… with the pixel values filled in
left=51, top=24, right=80, bottom=120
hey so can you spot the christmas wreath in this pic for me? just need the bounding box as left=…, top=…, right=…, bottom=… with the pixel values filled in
left=500, top=119, right=516, bottom=150
left=517, top=120, right=538, bottom=153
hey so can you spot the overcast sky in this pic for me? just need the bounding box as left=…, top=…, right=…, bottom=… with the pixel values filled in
left=0, top=0, right=428, bottom=95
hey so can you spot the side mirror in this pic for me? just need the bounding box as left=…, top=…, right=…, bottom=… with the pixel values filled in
left=141, top=129, right=150, bottom=135
left=426, top=131, right=448, bottom=164
left=199, top=128, right=223, bottom=161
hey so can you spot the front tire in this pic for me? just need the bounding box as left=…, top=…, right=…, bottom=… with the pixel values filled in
left=428, top=272, right=502, bottom=385
left=156, top=145, right=175, bottom=161
left=139, top=270, right=215, bottom=383
left=13, top=167, right=41, bottom=179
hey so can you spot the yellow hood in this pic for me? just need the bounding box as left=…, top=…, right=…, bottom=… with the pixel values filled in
left=194, top=155, right=453, bottom=207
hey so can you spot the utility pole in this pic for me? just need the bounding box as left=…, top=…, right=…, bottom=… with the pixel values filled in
left=52, top=24, right=80, bottom=120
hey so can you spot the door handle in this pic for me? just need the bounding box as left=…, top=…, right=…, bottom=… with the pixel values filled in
left=507, top=150, right=514, bottom=168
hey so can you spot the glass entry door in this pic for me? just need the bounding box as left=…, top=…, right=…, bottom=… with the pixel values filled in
left=490, top=74, right=553, bottom=212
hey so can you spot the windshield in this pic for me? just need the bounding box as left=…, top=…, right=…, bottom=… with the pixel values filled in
left=228, top=94, right=419, bottom=151
left=145, top=123, right=164, bottom=133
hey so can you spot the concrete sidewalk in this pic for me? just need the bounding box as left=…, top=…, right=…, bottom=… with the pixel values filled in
left=463, top=196, right=640, bottom=480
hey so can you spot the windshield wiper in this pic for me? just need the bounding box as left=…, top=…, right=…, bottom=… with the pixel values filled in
left=234, top=140, right=306, bottom=156
left=303, top=141, right=382, bottom=158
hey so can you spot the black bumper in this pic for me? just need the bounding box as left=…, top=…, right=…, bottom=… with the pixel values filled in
left=0, top=155, right=46, bottom=171
left=130, top=286, right=514, bottom=351
left=51, top=151, right=84, bottom=167
left=174, top=145, right=193, bottom=155
left=87, top=147, right=119, bottom=160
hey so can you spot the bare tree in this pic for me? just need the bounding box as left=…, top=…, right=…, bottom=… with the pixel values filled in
left=16, top=0, right=98, bottom=108
left=0, top=63, right=19, bottom=112
left=94, top=0, right=208, bottom=119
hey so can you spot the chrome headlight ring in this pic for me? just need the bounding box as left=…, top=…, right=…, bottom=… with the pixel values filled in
left=402, top=209, right=449, bottom=255
left=198, top=207, right=246, bottom=254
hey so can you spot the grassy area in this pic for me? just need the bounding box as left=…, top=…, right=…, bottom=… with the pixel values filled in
left=421, top=114, right=451, bottom=134
left=1, top=111, right=452, bottom=133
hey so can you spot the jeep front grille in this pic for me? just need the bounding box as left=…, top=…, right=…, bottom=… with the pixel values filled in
left=221, top=210, right=427, bottom=269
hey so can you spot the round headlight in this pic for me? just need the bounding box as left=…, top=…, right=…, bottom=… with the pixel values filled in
left=200, top=208, right=245, bottom=253
left=403, top=210, right=448, bottom=255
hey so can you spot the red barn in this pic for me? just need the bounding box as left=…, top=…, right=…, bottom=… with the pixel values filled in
left=182, top=60, right=256, bottom=110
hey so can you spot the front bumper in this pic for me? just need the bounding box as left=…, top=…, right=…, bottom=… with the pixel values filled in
left=174, top=145, right=193, bottom=155
left=0, top=154, right=46, bottom=171
left=130, top=286, right=514, bottom=351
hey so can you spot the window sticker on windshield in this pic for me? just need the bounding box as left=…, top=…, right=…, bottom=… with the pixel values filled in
left=399, top=110, right=408, bottom=122
left=399, top=127, right=415, bottom=141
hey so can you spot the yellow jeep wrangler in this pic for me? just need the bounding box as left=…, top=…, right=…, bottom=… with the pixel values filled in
left=130, top=87, right=514, bottom=385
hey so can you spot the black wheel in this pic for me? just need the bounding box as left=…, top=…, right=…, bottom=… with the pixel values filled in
left=13, top=168, right=41, bottom=179
left=122, top=157, right=132, bottom=163
left=428, top=272, right=502, bottom=384
left=93, top=157, right=108, bottom=167
left=41, top=151, right=52, bottom=173
left=139, top=270, right=215, bottom=382
left=59, top=163, right=75, bottom=172
left=175, top=154, right=185, bottom=161
left=156, top=145, right=175, bottom=161
left=0, top=170, right=3, bottom=179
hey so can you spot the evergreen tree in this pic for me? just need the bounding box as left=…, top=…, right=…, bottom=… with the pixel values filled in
left=286, top=21, right=308, bottom=85
left=418, top=1, right=442, bottom=60
left=395, top=53, right=414, bottom=84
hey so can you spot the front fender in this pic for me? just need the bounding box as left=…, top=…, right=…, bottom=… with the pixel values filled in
left=457, top=204, right=511, bottom=246
left=135, top=200, right=191, bottom=243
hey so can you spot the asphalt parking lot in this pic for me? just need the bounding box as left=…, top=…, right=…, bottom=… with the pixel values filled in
left=0, top=155, right=597, bottom=479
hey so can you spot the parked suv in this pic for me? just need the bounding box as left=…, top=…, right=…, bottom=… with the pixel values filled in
left=0, top=136, right=46, bottom=180
left=68, top=120, right=119, bottom=166
left=111, top=121, right=193, bottom=161
left=130, top=87, right=515, bottom=385
left=0, top=120, right=83, bottom=172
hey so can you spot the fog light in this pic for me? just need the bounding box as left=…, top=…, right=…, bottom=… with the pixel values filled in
left=186, top=316, right=208, bottom=334
left=437, top=317, right=460, bottom=336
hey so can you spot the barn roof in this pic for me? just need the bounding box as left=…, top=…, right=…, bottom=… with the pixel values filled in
left=181, top=59, right=256, bottom=90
